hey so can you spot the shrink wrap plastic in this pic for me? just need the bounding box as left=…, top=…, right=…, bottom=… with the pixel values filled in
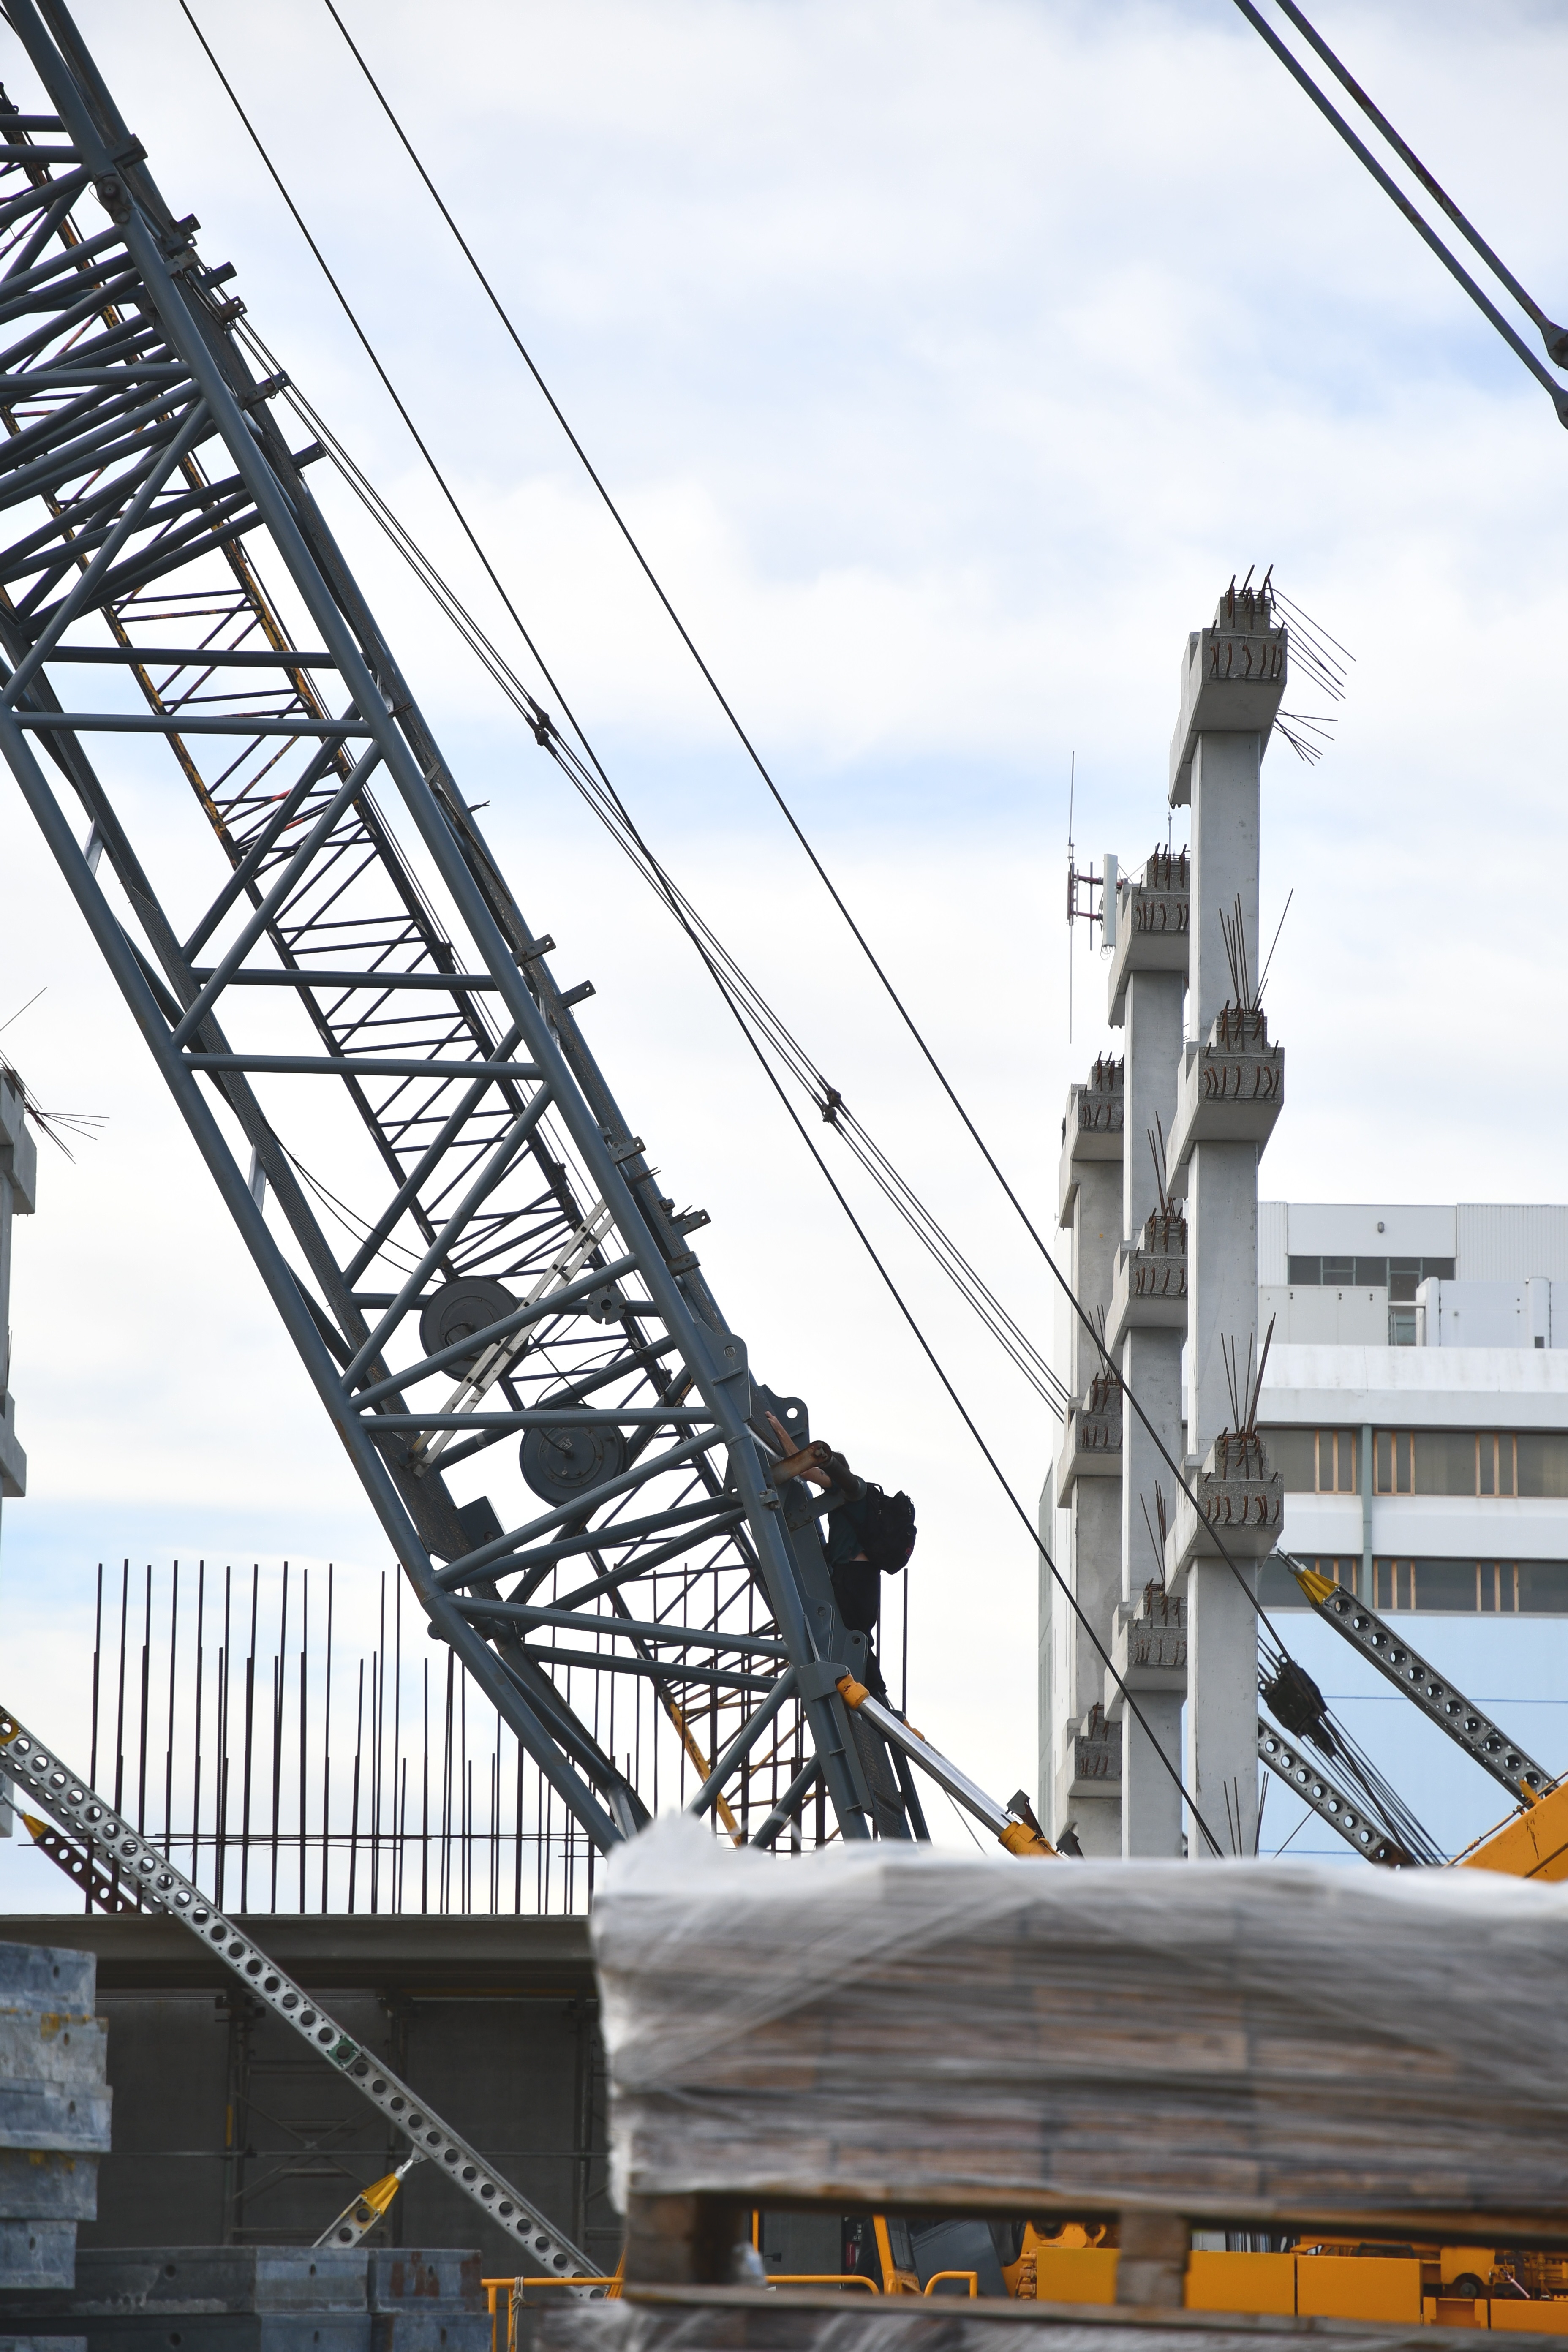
left=540, top=2306, right=1495, bottom=2352
left=592, top=1819, right=1568, bottom=2227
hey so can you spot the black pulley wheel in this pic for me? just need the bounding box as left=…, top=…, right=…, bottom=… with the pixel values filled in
left=520, top=1421, right=629, bottom=1505
left=419, top=1276, right=517, bottom=1376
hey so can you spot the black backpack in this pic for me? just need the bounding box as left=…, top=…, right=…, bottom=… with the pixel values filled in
left=860, top=1482, right=917, bottom=1574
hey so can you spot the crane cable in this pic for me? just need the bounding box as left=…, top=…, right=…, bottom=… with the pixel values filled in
left=174, top=0, right=1070, bottom=1423
left=169, top=5, right=1414, bottom=1858
left=1229, top=0, right=1568, bottom=423
left=248, top=340, right=1429, bottom=1867
left=298, top=0, right=1384, bottom=1691
left=313, top=0, right=1461, bottom=1865
left=228, top=313, right=1070, bottom=1420
left=162, top=2, right=1222, bottom=1854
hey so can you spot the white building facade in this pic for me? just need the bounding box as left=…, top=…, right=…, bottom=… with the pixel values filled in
left=1258, top=1201, right=1568, bottom=1621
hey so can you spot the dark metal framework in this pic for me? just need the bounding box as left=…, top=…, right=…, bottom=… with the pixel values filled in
left=0, top=0, right=931, bottom=1856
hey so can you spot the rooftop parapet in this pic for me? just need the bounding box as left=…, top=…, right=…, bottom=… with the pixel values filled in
left=1108, top=1207, right=1188, bottom=1348
left=1108, top=846, right=1190, bottom=1024
left=1058, top=1054, right=1124, bottom=1221
left=1066, top=1701, right=1121, bottom=1794
left=1169, top=1003, right=1284, bottom=1182
left=1167, top=1428, right=1284, bottom=1576
left=1169, top=579, right=1288, bottom=807
left=1105, top=1587, right=1187, bottom=1718
left=1054, top=1366, right=1123, bottom=1504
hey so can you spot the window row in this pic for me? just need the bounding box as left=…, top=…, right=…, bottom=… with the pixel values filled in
left=1261, top=1426, right=1568, bottom=1498
left=1286, top=1254, right=1454, bottom=1300
left=1258, top=1555, right=1568, bottom=1614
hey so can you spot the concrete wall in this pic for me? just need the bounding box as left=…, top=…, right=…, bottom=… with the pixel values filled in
left=1263, top=1202, right=1568, bottom=1285
left=1260, top=1283, right=1388, bottom=1346
left=1418, top=1278, right=1564, bottom=1349
left=0, top=1915, right=614, bottom=2276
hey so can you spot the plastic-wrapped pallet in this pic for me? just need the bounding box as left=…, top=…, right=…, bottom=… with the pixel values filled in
left=592, top=1818, right=1568, bottom=2236
left=537, top=2300, right=1551, bottom=2352
left=0, top=1941, right=111, bottom=2294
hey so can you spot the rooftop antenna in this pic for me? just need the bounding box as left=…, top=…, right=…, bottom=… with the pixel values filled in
left=1066, top=751, right=1075, bottom=1043
left=1065, top=753, right=1109, bottom=1042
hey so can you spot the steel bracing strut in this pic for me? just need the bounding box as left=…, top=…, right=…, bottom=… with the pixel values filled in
left=0, top=0, right=941, bottom=1851
left=0, top=1701, right=600, bottom=2284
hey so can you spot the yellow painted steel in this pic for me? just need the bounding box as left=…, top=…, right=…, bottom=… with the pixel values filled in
left=1296, top=2257, right=1422, bottom=2323
left=1459, top=1777, right=1568, bottom=1881
left=1185, top=2251, right=1295, bottom=2315
left=1491, top=2302, right=1568, bottom=2333
left=1029, top=2245, right=1117, bottom=2305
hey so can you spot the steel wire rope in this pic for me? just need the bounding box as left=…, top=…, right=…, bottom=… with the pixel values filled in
left=172, top=5, right=1388, bottom=1857
left=278, top=1, right=1372, bottom=1697
left=177, top=0, right=1069, bottom=1421
left=1227, top=0, right=1568, bottom=421
left=688, top=934, right=1227, bottom=1855
left=236, top=320, right=1067, bottom=1402
left=224, top=315, right=1071, bottom=1418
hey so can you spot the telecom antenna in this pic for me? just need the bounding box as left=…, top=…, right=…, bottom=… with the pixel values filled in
left=0, top=0, right=1046, bottom=1864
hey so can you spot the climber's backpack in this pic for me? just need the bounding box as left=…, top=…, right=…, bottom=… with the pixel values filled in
left=860, top=1482, right=917, bottom=1574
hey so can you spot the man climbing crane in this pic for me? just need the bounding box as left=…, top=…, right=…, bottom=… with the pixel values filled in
left=767, top=1413, right=916, bottom=1699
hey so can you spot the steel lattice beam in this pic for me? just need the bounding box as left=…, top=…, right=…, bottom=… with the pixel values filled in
left=0, top=0, right=927, bottom=1853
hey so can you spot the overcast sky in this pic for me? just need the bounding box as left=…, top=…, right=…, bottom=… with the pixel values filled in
left=3, top=0, right=1568, bottom=1901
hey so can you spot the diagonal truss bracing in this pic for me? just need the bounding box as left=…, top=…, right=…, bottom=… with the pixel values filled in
left=0, top=0, right=928, bottom=1858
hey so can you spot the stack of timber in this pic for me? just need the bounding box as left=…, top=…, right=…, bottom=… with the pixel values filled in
left=545, top=1820, right=1568, bottom=2351
left=0, top=1936, right=110, bottom=2323
left=0, top=2245, right=490, bottom=2352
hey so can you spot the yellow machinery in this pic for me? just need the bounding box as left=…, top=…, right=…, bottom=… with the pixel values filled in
left=976, top=1779, right=1568, bottom=2323
left=1457, top=1776, right=1568, bottom=1884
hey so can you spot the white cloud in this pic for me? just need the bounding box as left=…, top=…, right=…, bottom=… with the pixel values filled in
left=3, top=0, right=1567, bottom=1896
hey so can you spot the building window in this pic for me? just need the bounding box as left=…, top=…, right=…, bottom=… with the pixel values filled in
left=1272, top=1424, right=1568, bottom=1498
left=1259, top=1429, right=1358, bottom=1491
left=1517, top=1434, right=1568, bottom=1497
left=1375, top=1429, right=1411, bottom=1493
left=1286, top=1254, right=1455, bottom=1290
left=1265, top=1428, right=1316, bottom=1491
left=1519, top=1562, right=1568, bottom=1612
left=1261, top=1553, right=1568, bottom=1613
left=1388, top=1307, right=1418, bottom=1347
left=1412, top=1430, right=1493, bottom=1495
left=1318, top=1429, right=1358, bottom=1492
left=1371, top=1559, right=1568, bottom=1613
left=1373, top=1430, right=1568, bottom=1496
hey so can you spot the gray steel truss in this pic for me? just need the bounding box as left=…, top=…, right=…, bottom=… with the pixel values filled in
left=0, top=0, right=926, bottom=1854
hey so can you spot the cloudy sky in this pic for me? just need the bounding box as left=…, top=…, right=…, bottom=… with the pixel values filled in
left=3, top=0, right=1567, bottom=1901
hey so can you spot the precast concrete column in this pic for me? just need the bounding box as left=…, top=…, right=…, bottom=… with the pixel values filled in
left=0, top=1068, right=36, bottom=1842
left=1104, top=854, right=1188, bottom=1856
left=1046, top=1059, right=1123, bottom=1854
left=1187, top=734, right=1260, bottom=1048
left=1164, top=584, right=1287, bottom=1862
